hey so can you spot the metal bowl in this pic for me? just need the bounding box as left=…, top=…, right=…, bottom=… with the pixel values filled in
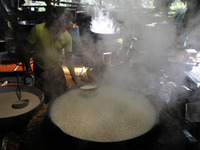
left=0, top=85, right=44, bottom=132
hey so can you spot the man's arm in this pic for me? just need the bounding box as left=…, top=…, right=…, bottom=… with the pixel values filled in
left=23, top=41, right=34, bottom=74
left=64, top=52, right=78, bottom=84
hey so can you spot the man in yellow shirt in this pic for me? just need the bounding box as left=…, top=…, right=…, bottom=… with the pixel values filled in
left=24, top=7, right=79, bottom=103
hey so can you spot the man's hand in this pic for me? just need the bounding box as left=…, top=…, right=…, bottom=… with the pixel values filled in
left=74, top=78, right=83, bottom=87
left=25, top=68, right=35, bottom=86
left=25, top=68, right=34, bottom=77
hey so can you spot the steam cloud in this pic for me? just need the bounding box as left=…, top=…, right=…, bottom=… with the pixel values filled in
left=69, top=1, right=196, bottom=108
left=83, top=2, right=179, bottom=94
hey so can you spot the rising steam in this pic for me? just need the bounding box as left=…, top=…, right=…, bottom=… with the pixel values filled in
left=90, top=8, right=120, bottom=34
left=61, top=1, right=198, bottom=108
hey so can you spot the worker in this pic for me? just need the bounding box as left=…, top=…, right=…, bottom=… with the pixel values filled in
left=23, top=7, right=80, bottom=103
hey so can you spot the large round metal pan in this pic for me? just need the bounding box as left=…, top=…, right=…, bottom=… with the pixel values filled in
left=0, top=85, right=44, bottom=132
left=44, top=87, right=160, bottom=150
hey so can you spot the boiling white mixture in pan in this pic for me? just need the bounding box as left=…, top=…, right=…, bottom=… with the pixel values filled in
left=0, top=91, right=40, bottom=118
left=50, top=86, right=157, bottom=142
